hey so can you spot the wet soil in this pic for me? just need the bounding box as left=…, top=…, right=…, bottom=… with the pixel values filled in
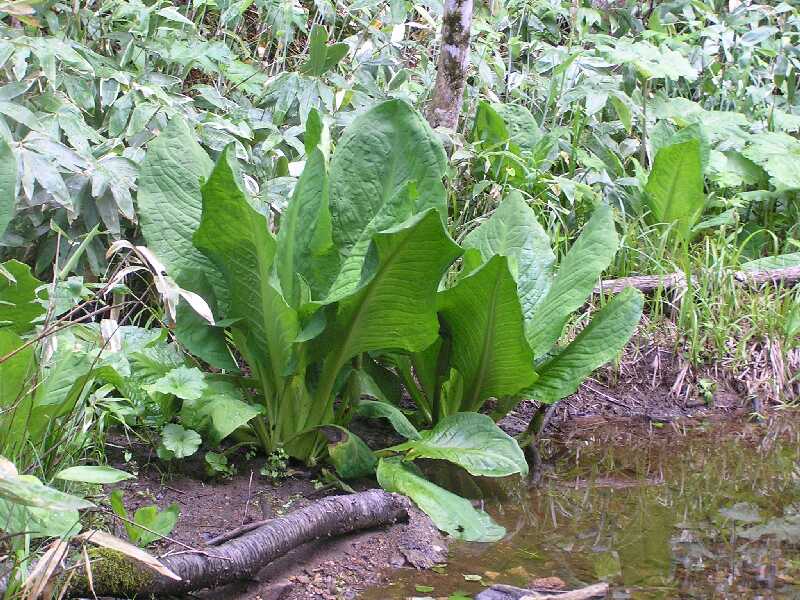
left=106, top=342, right=776, bottom=599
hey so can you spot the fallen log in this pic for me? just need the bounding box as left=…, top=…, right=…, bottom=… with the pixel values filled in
left=476, top=582, right=609, bottom=600
left=2, top=489, right=408, bottom=598
left=594, top=266, right=800, bottom=295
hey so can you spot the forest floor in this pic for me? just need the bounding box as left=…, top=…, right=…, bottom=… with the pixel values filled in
left=106, top=338, right=777, bottom=600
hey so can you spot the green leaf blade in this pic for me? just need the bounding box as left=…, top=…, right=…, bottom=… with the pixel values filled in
left=317, top=209, right=462, bottom=383
left=327, top=99, right=448, bottom=298
left=525, top=287, right=644, bottom=404
left=195, top=147, right=299, bottom=389
left=393, top=413, right=528, bottom=477
left=525, top=205, right=618, bottom=358
left=645, top=139, right=706, bottom=239
left=437, top=255, right=536, bottom=412
left=377, top=457, right=505, bottom=542
left=55, top=466, right=135, bottom=484
left=0, top=138, right=16, bottom=239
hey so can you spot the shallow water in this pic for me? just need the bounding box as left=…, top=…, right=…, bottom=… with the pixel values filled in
left=363, top=418, right=800, bottom=599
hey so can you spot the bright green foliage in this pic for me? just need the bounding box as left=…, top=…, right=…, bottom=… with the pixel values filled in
left=524, top=205, right=620, bottom=358
left=191, top=100, right=461, bottom=461
left=377, top=457, right=505, bottom=542
left=0, top=260, right=45, bottom=333
left=742, top=132, right=800, bottom=191
left=399, top=197, right=639, bottom=419
left=161, top=424, right=202, bottom=459
left=598, top=39, right=698, bottom=81
left=389, top=413, right=528, bottom=477
left=137, top=117, right=215, bottom=288
left=181, top=380, right=261, bottom=446
left=492, top=103, right=542, bottom=153
left=354, top=400, right=421, bottom=440
left=645, top=139, right=706, bottom=240
left=137, top=118, right=231, bottom=368
left=324, top=425, right=377, bottom=479
left=435, top=256, right=537, bottom=415
left=527, top=287, right=644, bottom=404
left=300, top=25, right=349, bottom=77
left=145, top=366, right=207, bottom=401
left=0, top=457, right=90, bottom=539
left=327, top=99, right=449, bottom=298
left=327, top=409, right=528, bottom=540
left=462, top=191, right=555, bottom=326
left=0, top=138, right=16, bottom=239
left=110, top=490, right=180, bottom=547
left=275, top=110, right=338, bottom=305
left=54, top=466, right=134, bottom=484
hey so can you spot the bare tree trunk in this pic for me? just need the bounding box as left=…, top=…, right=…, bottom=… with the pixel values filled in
left=427, top=0, right=473, bottom=129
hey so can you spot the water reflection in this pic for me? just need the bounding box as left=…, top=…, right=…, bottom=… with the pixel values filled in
left=364, top=418, right=800, bottom=599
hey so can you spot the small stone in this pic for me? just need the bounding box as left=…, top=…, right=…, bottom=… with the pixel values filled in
left=505, top=566, right=529, bottom=579
left=530, top=576, right=565, bottom=590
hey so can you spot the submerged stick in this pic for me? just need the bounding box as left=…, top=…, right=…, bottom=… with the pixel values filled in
left=476, top=582, right=609, bottom=600
left=2, top=490, right=408, bottom=598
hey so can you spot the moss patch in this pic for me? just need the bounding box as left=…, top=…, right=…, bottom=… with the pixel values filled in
left=72, top=548, right=154, bottom=597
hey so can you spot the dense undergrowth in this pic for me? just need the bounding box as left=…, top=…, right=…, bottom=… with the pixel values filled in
left=1, top=0, right=799, bottom=596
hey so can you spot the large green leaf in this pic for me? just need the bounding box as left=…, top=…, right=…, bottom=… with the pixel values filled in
left=0, top=495, right=81, bottom=539
left=327, top=99, right=448, bottom=298
left=436, top=255, right=536, bottom=413
left=129, top=502, right=180, bottom=547
left=323, top=426, right=377, bottom=479
left=525, top=205, right=618, bottom=359
left=276, top=145, right=339, bottom=304
left=299, top=24, right=349, bottom=76
left=0, top=137, right=16, bottom=239
left=138, top=117, right=231, bottom=363
left=181, top=380, right=261, bottom=444
left=0, top=472, right=84, bottom=538
left=138, top=116, right=217, bottom=287
left=742, top=132, right=800, bottom=191
left=377, top=457, right=505, bottom=542
left=313, top=209, right=462, bottom=413
left=355, top=400, right=421, bottom=440
left=741, top=252, right=800, bottom=271
left=526, top=287, right=643, bottom=404
left=195, top=147, right=299, bottom=391
left=472, top=101, right=510, bottom=148
left=145, top=366, right=207, bottom=400
left=28, top=340, right=95, bottom=440
left=0, top=474, right=94, bottom=510
left=55, top=466, right=135, bottom=484
left=174, top=275, right=236, bottom=370
left=492, top=103, right=542, bottom=153
left=0, top=328, right=34, bottom=448
left=462, top=192, right=555, bottom=330
left=645, top=139, right=706, bottom=239
left=599, top=39, right=698, bottom=81
left=0, top=260, right=45, bottom=334
left=390, top=413, right=528, bottom=477
left=0, top=328, right=31, bottom=405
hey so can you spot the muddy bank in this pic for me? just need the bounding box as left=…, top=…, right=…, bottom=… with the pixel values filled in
left=104, top=341, right=784, bottom=599
left=106, top=443, right=445, bottom=600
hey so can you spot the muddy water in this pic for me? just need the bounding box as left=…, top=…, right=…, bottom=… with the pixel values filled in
left=364, top=419, right=800, bottom=599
